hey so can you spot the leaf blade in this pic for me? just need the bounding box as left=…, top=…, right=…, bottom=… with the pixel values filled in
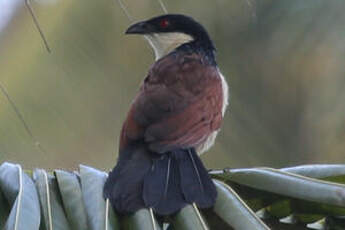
left=221, top=168, right=345, bottom=207
left=0, top=162, right=40, bottom=230
left=33, top=168, right=71, bottom=230
left=122, top=208, right=162, bottom=230
left=170, top=205, right=209, bottom=230
left=213, top=180, right=270, bottom=230
left=79, top=165, right=119, bottom=230
left=55, top=170, right=88, bottom=230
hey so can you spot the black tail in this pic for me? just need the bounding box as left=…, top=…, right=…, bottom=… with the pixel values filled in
left=104, top=146, right=217, bottom=215
left=103, top=144, right=153, bottom=213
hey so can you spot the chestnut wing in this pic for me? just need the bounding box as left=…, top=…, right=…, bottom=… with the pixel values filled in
left=121, top=54, right=223, bottom=153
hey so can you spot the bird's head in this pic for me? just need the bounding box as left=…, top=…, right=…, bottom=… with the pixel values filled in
left=125, top=14, right=215, bottom=60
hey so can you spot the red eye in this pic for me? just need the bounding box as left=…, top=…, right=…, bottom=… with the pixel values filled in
left=160, top=19, right=169, bottom=28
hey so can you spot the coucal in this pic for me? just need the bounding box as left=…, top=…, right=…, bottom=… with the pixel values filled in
left=104, top=14, right=229, bottom=215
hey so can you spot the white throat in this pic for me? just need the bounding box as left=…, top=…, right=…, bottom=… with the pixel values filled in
left=145, top=32, right=194, bottom=60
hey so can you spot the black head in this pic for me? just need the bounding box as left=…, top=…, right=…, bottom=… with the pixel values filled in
left=126, top=14, right=215, bottom=53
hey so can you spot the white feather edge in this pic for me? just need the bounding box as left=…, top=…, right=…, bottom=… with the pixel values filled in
left=196, top=71, right=229, bottom=155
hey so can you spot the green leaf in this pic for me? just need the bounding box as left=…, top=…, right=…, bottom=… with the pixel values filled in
left=213, top=180, right=270, bottom=230
left=79, top=165, right=119, bottom=230
left=0, top=187, right=10, bottom=229
left=0, top=162, right=40, bottom=230
left=33, top=168, right=71, bottom=230
left=282, top=165, right=345, bottom=181
left=290, top=200, right=345, bottom=217
left=219, top=168, right=345, bottom=207
left=54, top=170, right=88, bottom=230
left=122, top=209, right=162, bottom=230
left=266, top=200, right=291, bottom=218
left=211, top=170, right=283, bottom=210
left=170, top=204, right=209, bottom=230
left=200, top=209, right=234, bottom=230
left=293, top=214, right=323, bottom=224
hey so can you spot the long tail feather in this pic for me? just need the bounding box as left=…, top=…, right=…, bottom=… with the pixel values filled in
left=176, top=148, right=217, bottom=208
left=144, top=154, right=186, bottom=215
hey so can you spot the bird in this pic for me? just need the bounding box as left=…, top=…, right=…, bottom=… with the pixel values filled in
left=104, top=14, right=229, bottom=215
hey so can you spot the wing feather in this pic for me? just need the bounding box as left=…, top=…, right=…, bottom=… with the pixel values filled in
left=120, top=53, right=223, bottom=153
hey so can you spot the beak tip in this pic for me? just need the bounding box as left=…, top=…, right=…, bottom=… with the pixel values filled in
left=125, top=22, right=149, bottom=35
left=124, top=27, right=133, bottom=35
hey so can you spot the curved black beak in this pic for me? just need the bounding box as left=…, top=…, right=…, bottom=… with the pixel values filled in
left=125, top=21, right=153, bottom=35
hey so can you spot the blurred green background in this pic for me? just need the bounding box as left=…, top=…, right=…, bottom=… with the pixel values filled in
left=0, top=0, right=344, bottom=170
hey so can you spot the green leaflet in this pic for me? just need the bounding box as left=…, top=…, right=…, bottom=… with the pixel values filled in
left=54, top=170, right=88, bottom=230
left=33, top=169, right=71, bottom=230
left=0, top=186, right=11, bottom=229
left=282, top=164, right=345, bottom=180
left=214, top=167, right=345, bottom=207
left=170, top=204, right=209, bottom=230
left=79, top=165, right=119, bottom=230
left=0, top=163, right=40, bottom=230
left=213, top=180, right=270, bottom=230
left=122, top=209, right=162, bottom=230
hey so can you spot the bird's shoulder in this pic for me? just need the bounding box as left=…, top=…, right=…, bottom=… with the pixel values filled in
left=133, top=52, right=223, bottom=118
left=143, top=52, right=220, bottom=93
